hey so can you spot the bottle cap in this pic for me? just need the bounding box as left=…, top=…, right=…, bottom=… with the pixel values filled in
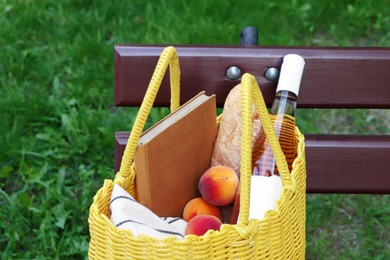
left=276, top=54, right=305, bottom=96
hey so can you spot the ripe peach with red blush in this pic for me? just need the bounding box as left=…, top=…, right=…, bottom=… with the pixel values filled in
left=198, top=166, right=239, bottom=206
left=185, top=214, right=222, bottom=236
left=182, top=197, right=222, bottom=222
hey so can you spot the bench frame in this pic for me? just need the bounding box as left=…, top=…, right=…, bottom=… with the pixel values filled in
left=113, top=43, right=390, bottom=194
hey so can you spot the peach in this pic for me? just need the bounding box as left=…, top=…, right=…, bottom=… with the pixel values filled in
left=198, top=166, right=239, bottom=206
left=185, top=214, right=222, bottom=236
left=182, top=197, right=222, bottom=222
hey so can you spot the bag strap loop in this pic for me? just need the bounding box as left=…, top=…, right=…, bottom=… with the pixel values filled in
left=238, top=73, right=292, bottom=225
left=115, top=46, right=180, bottom=188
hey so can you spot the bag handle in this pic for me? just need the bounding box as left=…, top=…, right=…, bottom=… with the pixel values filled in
left=115, top=46, right=180, bottom=188
left=238, top=73, right=292, bottom=225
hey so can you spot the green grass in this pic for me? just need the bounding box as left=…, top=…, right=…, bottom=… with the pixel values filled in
left=1, top=0, right=389, bottom=258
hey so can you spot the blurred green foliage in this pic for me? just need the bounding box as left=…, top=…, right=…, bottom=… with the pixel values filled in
left=0, top=0, right=389, bottom=258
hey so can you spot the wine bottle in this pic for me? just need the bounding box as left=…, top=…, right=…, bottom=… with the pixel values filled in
left=252, top=54, right=304, bottom=176
left=231, top=54, right=305, bottom=224
left=248, top=54, right=305, bottom=220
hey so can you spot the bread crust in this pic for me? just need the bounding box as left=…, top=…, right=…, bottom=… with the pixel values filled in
left=211, top=84, right=261, bottom=176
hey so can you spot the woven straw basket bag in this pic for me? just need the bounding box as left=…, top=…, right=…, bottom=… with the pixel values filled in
left=88, top=46, right=306, bottom=259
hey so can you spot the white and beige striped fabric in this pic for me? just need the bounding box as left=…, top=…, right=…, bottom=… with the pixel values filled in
left=109, top=184, right=187, bottom=240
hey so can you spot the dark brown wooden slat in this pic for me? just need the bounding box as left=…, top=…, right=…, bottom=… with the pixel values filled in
left=114, top=131, right=128, bottom=175
left=305, top=134, right=390, bottom=194
left=115, top=45, right=390, bottom=109
left=114, top=132, right=390, bottom=194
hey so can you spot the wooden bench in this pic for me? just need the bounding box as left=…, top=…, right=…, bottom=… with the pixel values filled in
left=113, top=31, right=390, bottom=195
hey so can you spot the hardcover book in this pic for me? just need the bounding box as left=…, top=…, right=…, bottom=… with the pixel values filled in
left=134, top=91, right=217, bottom=217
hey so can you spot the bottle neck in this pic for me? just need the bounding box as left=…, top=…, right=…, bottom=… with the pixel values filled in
left=270, top=90, right=297, bottom=117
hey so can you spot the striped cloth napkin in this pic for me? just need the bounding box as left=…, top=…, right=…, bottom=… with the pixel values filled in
left=109, top=184, right=187, bottom=240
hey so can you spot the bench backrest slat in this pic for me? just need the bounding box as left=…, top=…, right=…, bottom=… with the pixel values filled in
left=115, top=45, right=390, bottom=108
left=114, top=132, right=390, bottom=194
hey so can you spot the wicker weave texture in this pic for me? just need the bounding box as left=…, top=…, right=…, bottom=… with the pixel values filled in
left=88, top=47, right=306, bottom=259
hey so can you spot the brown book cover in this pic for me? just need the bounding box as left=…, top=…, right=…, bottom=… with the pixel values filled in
left=134, top=91, right=217, bottom=217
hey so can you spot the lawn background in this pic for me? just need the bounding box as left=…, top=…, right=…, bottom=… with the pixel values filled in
left=1, top=0, right=389, bottom=259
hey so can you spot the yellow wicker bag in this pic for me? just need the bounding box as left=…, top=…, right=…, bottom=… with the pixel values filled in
left=88, top=46, right=306, bottom=259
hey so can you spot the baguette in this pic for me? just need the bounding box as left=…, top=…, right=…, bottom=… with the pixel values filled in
left=211, top=84, right=262, bottom=176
